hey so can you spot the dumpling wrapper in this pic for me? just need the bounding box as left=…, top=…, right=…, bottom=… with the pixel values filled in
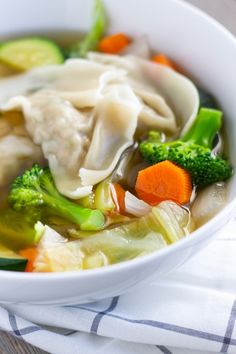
left=0, top=55, right=199, bottom=198
left=0, top=135, right=42, bottom=186
left=87, top=53, right=199, bottom=134
left=0, top=56, right=199, bottom=134
left=0, top=59, right=126, bottom=108
left=50, top=85, right=141, bottom=198
left=4, top=85, right=141, bottom=198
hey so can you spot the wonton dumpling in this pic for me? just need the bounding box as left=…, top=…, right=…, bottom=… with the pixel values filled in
left=0, top=135, right=43, bottom=186
left=0, top=55, right=199, bottom=134
left=4, top=85, right=141, bottom=198
left=5, top=93, right=93, bottom=174
left=4, top=93, right=94, bottom=197
left=0, top=59, right=126, bottom=108
left=80, top=85, right=141, bottom=186
left=51, top=85, right=140, bottom=198
left=87, top=53, right=199, bottom=133
left=0, top=54, right=199, bottom=198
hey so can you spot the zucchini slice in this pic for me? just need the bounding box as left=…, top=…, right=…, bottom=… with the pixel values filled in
left=0, top=37, right=64, bottom=71
left=0, top=244, right=27, bottom=271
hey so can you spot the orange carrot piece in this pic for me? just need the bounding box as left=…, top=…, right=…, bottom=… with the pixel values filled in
left=135, top=161, right=192, bottom=206
left=111, top=183, right=126, bottom=214
left=19, top=247, right=38, bottom=272
left=98, top=33, right=130, bottom=54
left=152, top=54, right=176, bottom=69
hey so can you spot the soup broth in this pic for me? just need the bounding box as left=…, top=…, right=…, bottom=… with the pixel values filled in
left=0, top=24, right=232, bottom=272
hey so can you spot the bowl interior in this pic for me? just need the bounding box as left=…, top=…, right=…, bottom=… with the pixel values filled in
left=0, top=0, right=235, bottom=305
left=1, top=0, right=236, bottom=202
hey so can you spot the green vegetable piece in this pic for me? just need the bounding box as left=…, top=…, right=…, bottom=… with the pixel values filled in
left=140, top=108, right=233, bottom=187
left=0, top=243, right=27, bottom=272
left=94, top=179, right=115, bottom=212
left=181, top=108, right=222, bottom=148
left=0, top=37, right=64, bottom=71
left=9, top=165, right=105, bottom=231
left=79, top=179, right=115, bottom=212
left=79, top=192, right=95, bottom=209
left=0, top=209, right=39, bottom=249
left=69, top=0, right=108, bottom=58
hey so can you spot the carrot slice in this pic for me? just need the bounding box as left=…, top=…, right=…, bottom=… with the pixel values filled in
left=135, top=161, right=192, bottom=206
left=111, top=183, right=126, bottom=214
left=152, top=54, right=176, bottom=69
left=98, top=33, right=130, bottom=54
left=19, top=247, right=37, bottom=272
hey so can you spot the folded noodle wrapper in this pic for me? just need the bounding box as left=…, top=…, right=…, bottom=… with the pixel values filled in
left=87, top=53, right=199, bottom=134
left=0, top=55, right=199, bottom=198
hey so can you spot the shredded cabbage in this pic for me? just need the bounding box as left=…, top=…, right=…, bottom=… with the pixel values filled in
left=33, top=201, right=191, bottom=272
left=124, top=191, right=151, bottom=217
left=79, top=178, right=115, bottom=212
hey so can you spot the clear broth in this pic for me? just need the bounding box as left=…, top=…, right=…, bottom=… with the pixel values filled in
left=0, top=31, right=230, bottom=266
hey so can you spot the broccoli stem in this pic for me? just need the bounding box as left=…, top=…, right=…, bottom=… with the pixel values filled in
left=9, top=165, right=106, bottom=231
left=181, top=108, right=222, bottom=148
left=43, top=193, right=105, bottom=231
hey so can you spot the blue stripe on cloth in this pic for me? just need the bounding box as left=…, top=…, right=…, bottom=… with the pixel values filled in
left=90, top=296, right=119, bottom=334
left=8, top=311, right=40, bottom=337
left=70, top=305, right=236, bottom=346
left=156, top=345, right=173, bottom=354
left=8, top=313, right=22, bottom=337
left=221, top=298, right=236, bottom=353
left=15, top=326, right=41, bottom=336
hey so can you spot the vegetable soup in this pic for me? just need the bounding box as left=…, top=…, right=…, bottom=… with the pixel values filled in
left=0, top=0, right=232, bottom=272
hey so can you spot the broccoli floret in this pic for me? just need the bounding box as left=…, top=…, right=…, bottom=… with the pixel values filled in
left=140, top=108, right=233, bottom=187
left=9, top=165, right=105, bottom=231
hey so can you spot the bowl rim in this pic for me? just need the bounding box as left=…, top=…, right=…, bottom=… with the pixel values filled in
left=1, top=0, right=236, bottom=281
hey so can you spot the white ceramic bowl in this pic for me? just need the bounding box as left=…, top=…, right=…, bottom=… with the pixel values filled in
left=0, top=0, right=236, bottom=305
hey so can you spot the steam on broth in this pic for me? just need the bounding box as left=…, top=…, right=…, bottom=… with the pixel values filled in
left=0, top=0, right=232, bottom=272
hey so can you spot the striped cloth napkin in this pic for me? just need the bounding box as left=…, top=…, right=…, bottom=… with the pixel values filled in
left=0, top=220, right=236, bottom=354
